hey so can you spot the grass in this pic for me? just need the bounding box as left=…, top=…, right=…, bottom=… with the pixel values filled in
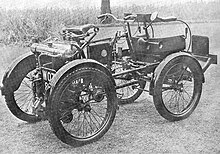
left=0, top=45, right=28, bottom=67
left=0, top=7, right=100, bottom=45
left=0, top=1, right=219, bottom=45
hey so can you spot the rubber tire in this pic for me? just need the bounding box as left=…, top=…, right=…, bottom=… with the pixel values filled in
left=118, top=81, right=146, bottom=105
left=112, top=63, right=146, bottom=105
left=153, top=56, right=203, bottom=121
left=48, top=67, right=117, bottom=147
left=4, top=69, right=42, bottom=123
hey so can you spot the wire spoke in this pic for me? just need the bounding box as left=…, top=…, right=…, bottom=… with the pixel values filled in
left=22, top=80, right=32, bottom=89
left=91, top=108, right=105, bottom=120
left=90, top=110, right=102, bottom=127
left=163, top=91, right=176, bottom=108
left=15, top=90, right=32, bottom=101
left=87, top=112, right=99, bottom=130
left=84, top=112, right=94, bottom=135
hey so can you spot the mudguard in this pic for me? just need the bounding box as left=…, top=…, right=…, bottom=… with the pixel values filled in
left=1, top=52, right=51, bottom=95
left=45, top=59, right=116, bottom=115
left=1, top=52, right=36, bottom=95
left=49, top=59, right=115, bottom=89
left=149, top=52, right=205, bottom=95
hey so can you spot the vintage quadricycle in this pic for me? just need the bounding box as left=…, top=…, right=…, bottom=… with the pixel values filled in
left=1, top=12, right=217, bottom=146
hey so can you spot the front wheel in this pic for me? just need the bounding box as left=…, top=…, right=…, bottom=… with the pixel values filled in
left=48, top=67, right=117, bottom=147
left=153, top=55, right=203, bottom=121
left=4, top=69, right=42, bottom=123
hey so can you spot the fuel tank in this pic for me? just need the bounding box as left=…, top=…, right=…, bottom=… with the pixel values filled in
left=30, top=42, right=77, bottom=58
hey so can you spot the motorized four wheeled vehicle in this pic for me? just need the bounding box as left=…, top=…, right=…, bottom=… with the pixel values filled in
left=0, top=12, right=217, bottom=146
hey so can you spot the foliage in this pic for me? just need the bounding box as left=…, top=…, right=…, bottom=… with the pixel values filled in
left=0, top=7, right=99, bottom=45
left=0, top=1, right=219, bottom=45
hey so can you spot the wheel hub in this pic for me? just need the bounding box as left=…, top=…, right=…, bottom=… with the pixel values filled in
left=93, top=89, right=104, bottom=102
left=84, top=105, right=91, bottom=112
left=173, top=82, right=183, bottom=92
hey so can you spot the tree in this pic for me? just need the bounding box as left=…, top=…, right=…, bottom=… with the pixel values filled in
left=101, top=0, right=112, bottom=23
left=101, top=0, right=111, bottom=14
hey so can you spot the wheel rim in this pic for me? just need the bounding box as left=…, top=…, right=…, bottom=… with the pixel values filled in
left=58, top=74, right=112, bottom=139
left=115, top=77, right=141, bottom=100
left=112, top=63, right=142, bottom=101
left=161, top=63, right=197, bottom=115
left=14, top=71, right=36, bottom=115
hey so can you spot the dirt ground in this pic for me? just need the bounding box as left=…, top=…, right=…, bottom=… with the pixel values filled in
left=0, top=27, right=220, bottom=153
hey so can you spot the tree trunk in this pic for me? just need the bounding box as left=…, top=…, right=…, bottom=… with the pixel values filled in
left=101, top=0, right=111, bottom=23
left=101, top=0, right=111, bottom=14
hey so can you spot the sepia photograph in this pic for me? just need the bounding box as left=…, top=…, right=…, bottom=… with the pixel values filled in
left=0, top=0, right=219, bottom=153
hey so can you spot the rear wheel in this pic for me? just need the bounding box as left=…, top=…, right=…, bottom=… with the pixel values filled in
left=153, top=55, right=203, bottom=121
left=48, top=67, right=117, bottom=146
left=112, top=63, right=146, bottom=104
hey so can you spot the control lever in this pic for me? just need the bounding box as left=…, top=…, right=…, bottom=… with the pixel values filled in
left=184, top=27, right=188, bottom=39
left=138, top=38, right=163, bottom=49
left=97, top=14, right=106, bottom=19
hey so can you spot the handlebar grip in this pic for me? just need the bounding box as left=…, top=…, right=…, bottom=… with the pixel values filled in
left=157, top=16, right=177, bottom=22
left=94, top=26, right=99, bottom=32
left=97, top=14, right=106, bottom=19
left=138, top=38, right=162, bottom=47
left=124, top=14, right=137, bottom=20
left=148, top=41, right=161, bottom=45
left=148, top=41, right=163, bottom=49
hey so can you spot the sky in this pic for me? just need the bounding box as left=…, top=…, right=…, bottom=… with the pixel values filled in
left=0, top=0, right=217, bottom=10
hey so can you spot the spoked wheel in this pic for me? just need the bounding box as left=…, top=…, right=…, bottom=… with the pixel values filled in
left=4, top=70, right=42, bottom=123
left=48, top=67, right=117, bottom=147
left=112, top=63, right=146, bottom=105
left=153, top=55, right=203, bottom=121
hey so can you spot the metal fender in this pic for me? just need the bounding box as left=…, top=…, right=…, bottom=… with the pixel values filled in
left=49, top=59, right=115, bottom=89
left=45, top=59, right=116, bottom=113
left=1, top=52, right=51, bottom=95
left=1, top=52, right=36, bottom=95
left=149, top=52, right=204, bottom=95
